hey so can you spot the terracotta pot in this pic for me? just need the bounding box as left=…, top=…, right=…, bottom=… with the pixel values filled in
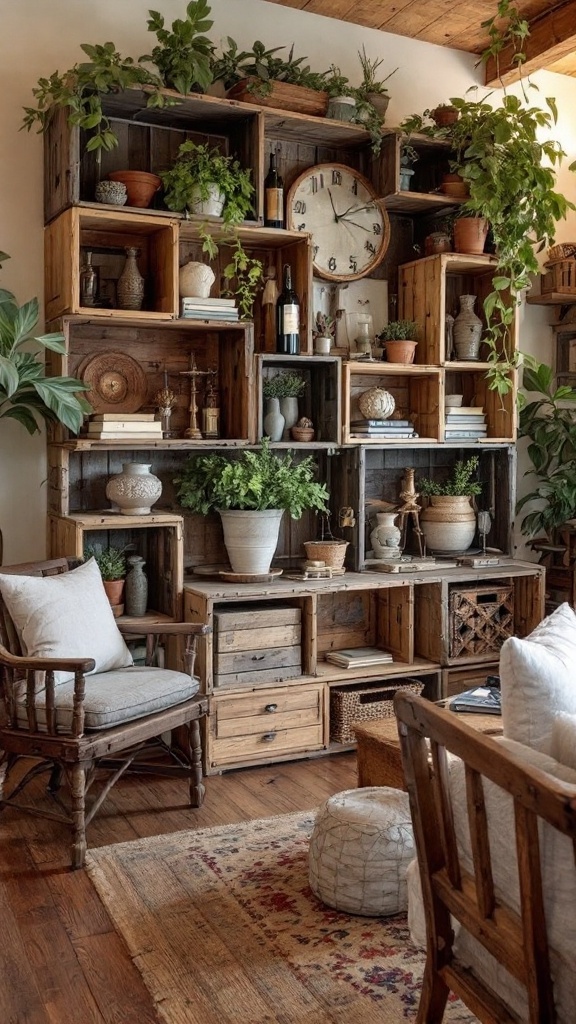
left=102, top=578, right=125, bottom=613
left=432, top=106, right=459, bottom=127
left=107, top=170, right=161, bottom=209
left=383, top=340, right=417, bottom=364
left=440, top=173, right=469, bottom=198
left=453, top=217, right=489, bottom=255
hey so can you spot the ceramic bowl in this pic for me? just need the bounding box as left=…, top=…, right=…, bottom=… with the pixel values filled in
left=445, top=394, right=464, bottom=408
left=95, top=180, right=127, bottom=206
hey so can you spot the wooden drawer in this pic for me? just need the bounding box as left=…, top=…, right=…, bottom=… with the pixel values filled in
left=208, top=683, right=325, bottom=766
left=442, top=662, right=500, bottom=699
left=214, top=604, right=302, bottom=687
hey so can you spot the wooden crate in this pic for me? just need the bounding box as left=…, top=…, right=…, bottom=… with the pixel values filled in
left=179, top=222, right=313, bottom=353
left=43, top=94, right=261, bottom=225
left=214, top=603, right=302, bottom=687
left=45, top=315, right=255, bottom=450
left=398, top=253, right=516, bottom=365
left=449, top=582, right=514, bottom=658
left=342, top=361, right=442, bottom=444
left=330, top=678, right=423, bottom=743
left=316, top=584, right=412, bottom=664
left=48, top=511, right=184, bottom=618
left=256, top=353, right=341, bottom=444
left=45, top=207, right=178, bottom=322
left=541, top=259, right=576, bottom=296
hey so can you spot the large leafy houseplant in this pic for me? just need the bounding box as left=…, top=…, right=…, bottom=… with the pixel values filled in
left=516, top=361, right=576, bottom=539
left=140, top=0, right=214, bottom=95
left=401, top=0, right=576, bottom=397
left=160, top=140, right=255, bottom=225
left=0, top=253, right=90, bottom=434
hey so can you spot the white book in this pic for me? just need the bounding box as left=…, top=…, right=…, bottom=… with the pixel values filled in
left=444, top=407, right=485, bottom=416
left=181, top=295, right=236, bottom=307
left=326, top=647, right=393, bottom=668
left=87, top=431, right=164, bottom=440
left=91, top=412, right=157, bottom=422
left=87, top=421, right=162, bottom=433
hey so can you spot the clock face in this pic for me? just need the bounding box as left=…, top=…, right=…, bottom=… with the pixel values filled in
left=286, top=163, right=390, bottom=281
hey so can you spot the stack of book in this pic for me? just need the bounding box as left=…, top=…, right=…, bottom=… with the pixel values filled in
left=86, top=413, right=163, bottom=440
left=180, top=296, right=238, bottom=321
left=351, top=418, right=419, bottom=440
left=444, top=406, right=487, bottom=440
left=325, top=647, right=393, bottom=668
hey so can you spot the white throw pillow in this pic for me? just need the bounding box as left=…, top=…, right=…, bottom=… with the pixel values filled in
left=0, top=557, right=133, bottom=684
left=500, top=602, right=576, bottom=754
left=550, top=712, right=576, bottom=772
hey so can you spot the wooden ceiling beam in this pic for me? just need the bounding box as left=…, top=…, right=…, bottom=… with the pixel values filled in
left=484, top=1, right=576, bottom=86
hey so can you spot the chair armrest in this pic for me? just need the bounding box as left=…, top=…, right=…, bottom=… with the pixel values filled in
left=118, top=622, right=211, bottom=637
left=0, top=642, right=95, bottom=673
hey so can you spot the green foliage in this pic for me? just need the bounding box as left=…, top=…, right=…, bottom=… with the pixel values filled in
left=400, top=1, right=576, bottom=399
left=378, top=320, right=417, bottom=341
left=517, top=361, right=576, bottom=538
left=324, top=65, right=354, bottom=99
left=419, top=457, right=482, bottom=497
left=140, top=0, right=214, bottom=95
left=217, top=40, right=329, bottom=96
left=175, top=439, right=329, bottom=517
left=262, top=371, right=306, bottom=399
left=197, top=226, right=263, bottom=320
left=356, top=46, right=397, bottom=96
left=21, top=41, right=166, bottom=153
left=85, top=544, right=127, bottom=580
left=0, top=255, right=90, bottom=435
left=160, top=140, right=254, bottom=225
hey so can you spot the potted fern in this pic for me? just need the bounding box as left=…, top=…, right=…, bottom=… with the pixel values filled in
left=418, top=457, right=482, bottom=555
left=175, top=440, right=328, bottom=574
left=160, top=140, right=255, bottom=224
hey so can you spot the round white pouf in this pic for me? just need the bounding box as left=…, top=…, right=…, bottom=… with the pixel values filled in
left=308, top=787, right=414, bottom=916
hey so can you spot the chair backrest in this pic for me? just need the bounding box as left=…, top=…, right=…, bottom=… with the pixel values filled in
left=394, top=691, right=576, bottom=1024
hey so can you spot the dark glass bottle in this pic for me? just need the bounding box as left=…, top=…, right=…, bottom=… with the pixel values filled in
left=264, top=151, right=284, bottom=228
left=276, top=264, right=300, bottom=354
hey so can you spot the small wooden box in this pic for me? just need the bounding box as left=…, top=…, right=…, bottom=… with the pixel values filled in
left=214, top=603, right=302, bottom=687
left=541, top=259, right=576, bottom=296
left=449, top=583, right=514, bottom=659
left=256, top=353, right=341, bottom=444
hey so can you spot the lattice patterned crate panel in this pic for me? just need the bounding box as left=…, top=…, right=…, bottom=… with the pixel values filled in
left=449, top=583, right=514, bottom=659
left=330, top=679, right=423, bottom=744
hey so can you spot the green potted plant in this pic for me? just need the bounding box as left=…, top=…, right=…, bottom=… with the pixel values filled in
left=325, top=65, right=356, bottom=123
left=378, top=320, right=418, bottom=364
left=84, top=543, right=127, bottom=614
left=218, top=40, right=329, bottom=116
left=139, top=0, right=214, bottom=96
left=419, top=456, right=482, bottom=555
left=175, top=439, right=328, bottom=574
left=0, top=252, right=90, bottom=435
left=516, top=361, right=576, bottom=539
left=355, top=46, right=397, bottom=120
left=262, top=370, right=307, bottom=441
left=160, top=140, right=255, bottom=224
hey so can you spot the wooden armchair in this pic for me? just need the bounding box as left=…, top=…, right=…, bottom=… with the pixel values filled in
left=0, top=557, right=210, bottom=869
left=394, top=690, right=576, bottom=1024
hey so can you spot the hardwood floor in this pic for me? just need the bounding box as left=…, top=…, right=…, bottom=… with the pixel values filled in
left=0, top=751, right=357, bottom=1024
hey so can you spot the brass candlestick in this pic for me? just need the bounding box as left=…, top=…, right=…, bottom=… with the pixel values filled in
left=201, top=369, right=220, bottom=439
left=180, top=354, right=208, bottom=440
left=154, top=371, right=179, bottom=438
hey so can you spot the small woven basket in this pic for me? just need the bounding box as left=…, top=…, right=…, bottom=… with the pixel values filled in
left=330, top=679, right=424, bottom=743
left=304, top=540, right=348, bottom=569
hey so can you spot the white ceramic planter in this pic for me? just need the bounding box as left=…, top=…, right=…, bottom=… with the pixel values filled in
left=189, top=184, right=225, bottom=218
left=105, top=463, right=162, bottom=516
left=219, top=508, right=284, bottom=574
left=420, top=495, right=476, bottom=554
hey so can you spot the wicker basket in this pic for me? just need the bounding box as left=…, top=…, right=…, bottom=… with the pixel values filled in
left=330, top=679, right=424, bottom=743
left=449, top=583, right=514, bottom=658
left=547, top=243, right=576, bottom=262
left=541, top=259, right=576, bottom=295
left=304, top=540, right=348, bottom=569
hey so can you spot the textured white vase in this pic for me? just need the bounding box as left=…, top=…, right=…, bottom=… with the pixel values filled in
left=370, top=512, right=402, bottom=559
left=219, top=509, right=283, bottom=574
left=420, top=495, right=476, bottom=554
left=189, top=184, right=225, bottom=218
left=106, top=462, right=162, bottom=516
left=263, top=397, right=285, bottom=442
left=179, top=260, right=216, bottom=298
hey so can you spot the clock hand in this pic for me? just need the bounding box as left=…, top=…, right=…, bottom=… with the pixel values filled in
left=327, top=188, right=341, bottom=222
left=339, top=201, right=377, bottom=218
left=339, top=217, right=371, bottom=232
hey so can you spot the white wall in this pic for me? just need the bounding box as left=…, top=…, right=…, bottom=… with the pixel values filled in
left=0, top=0, right=575, bottom=562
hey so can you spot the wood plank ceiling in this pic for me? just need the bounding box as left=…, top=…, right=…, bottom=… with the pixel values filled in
left=265, top=1, right=576, bottom=84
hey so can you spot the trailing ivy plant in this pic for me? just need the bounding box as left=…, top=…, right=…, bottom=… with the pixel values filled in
left=140, top=0, right=214, bottom=95
left=22, top=42, right=166, bottom=153
left=400, top=0, right=576, bottom=399
left=516, top=361, right=576, bottom=538
left=198, top=227, right=263, bottom=321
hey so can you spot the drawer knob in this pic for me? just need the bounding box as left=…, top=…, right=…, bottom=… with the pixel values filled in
left=264, top=703, right=278, bottom=713
left=262, top=731, right=277, bottom=742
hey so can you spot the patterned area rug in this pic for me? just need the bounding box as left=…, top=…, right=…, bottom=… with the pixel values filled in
left=86, top=811, right=477, bottom=1024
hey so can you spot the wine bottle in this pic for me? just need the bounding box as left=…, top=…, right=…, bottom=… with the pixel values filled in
left=264, top=151, right=284, bottom=229
left=276, top=264, right=300, bottom=354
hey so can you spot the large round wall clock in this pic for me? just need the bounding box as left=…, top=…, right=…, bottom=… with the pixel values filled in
left=286, top=163, right=390, bottom=281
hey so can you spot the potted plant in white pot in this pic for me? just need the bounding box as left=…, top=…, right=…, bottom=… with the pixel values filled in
left=418, top=456, right=482, bottom=555
left=175, top=440, right=328, bottom=575
left=160, top=140, right=255, bottom=223
left=262, top=370, right=307, bottom=440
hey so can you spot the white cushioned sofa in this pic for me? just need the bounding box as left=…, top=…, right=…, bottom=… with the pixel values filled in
left=405, top=602, right=576, bottom=1023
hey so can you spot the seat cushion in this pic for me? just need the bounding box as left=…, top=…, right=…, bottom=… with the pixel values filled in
left=0, top=558, right=132, bottom=684
left=500, top=602, right=576, bottom=753
left=15, top=666, right=200, bottom=732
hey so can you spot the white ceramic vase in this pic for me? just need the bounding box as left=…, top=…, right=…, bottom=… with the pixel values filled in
left=279, top=396, right=299, bottom=440
left=420, top=495, right=476, bottom=554
left=106, top=462, right=162, bottom=516
left=263, top=397, right=285, bottom=442
left=179, top=261, right=215, bottom=298
left=370, top=512, right=402, bottom=559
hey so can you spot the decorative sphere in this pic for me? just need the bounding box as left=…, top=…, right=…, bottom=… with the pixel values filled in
left=358, top=387, right=395, bottom=421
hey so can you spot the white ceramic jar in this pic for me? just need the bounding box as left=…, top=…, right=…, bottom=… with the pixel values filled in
left=106, top=463, right=162, bottom=515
